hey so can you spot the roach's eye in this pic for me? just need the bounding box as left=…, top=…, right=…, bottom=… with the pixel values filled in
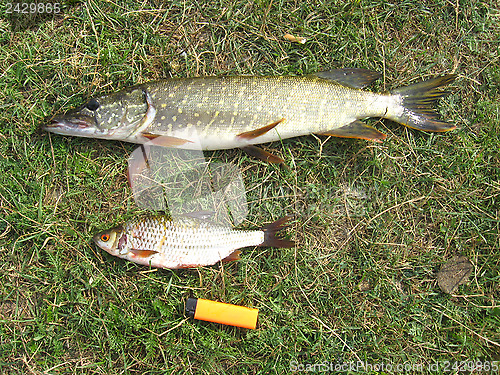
left=86, top=98, right=100, bottom=111
left=100, top=233, right=110, bottom=242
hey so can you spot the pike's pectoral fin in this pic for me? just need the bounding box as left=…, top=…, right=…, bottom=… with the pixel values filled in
left=318, top=120, right=387, bottom=142
left=237, top=118, right=285, bottom=140
left=313, top=68, right=381, bottom=89
left=129, top=249, right=159, bottom=258
left=240, top=145, right=284, bottom=164
left=221, top=250, right=242, bottom=263
left=141, top=132, right=193, bottom=146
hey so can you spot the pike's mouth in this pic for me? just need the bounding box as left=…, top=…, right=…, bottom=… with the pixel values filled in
left=43, top=113, right=98, bottom=137
left=46, top=116, right=91, bottom=129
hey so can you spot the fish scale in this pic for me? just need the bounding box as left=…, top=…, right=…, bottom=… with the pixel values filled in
left=148, top=76, right=376, bottom=136
left=93, top=215, right=294, bottom=269
left=128, top=217, right=263, bottom=267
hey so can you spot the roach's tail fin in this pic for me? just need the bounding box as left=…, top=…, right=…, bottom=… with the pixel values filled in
left=388, top=74, right=456, bottom=132
left=259, top=216, right=295, bottom=248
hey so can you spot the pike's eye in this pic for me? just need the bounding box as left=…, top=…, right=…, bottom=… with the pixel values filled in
left=100, top=233, right=110, bottom=242
left=86, top=98, right=99, bottom=111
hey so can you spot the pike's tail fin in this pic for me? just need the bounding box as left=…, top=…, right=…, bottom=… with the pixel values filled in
left=388, top=74, right=456, bottom=132
left=260, top=216, right=295, bottom=248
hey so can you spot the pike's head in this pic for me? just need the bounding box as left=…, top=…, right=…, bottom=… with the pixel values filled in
left=45, top=87, right=150, bottom=142
left=93, top=226, right=125, bottom=257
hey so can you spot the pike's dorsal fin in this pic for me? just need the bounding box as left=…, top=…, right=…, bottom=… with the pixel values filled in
left=129, top=249, right=159, bottom=258
left=318, top=120, right=387, bottom=142
left=237, top=118, right=285, bottom=139
left=313, top=68, right=381, bottom=89
left=240, top=145, right=284, bottom=164
left=141, top=133, right=193, bottom=146
left=221, top=250, right=241, bottom=263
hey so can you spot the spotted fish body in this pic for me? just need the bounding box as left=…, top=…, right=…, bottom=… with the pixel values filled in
left=93, top=215, right=293, bottom=269
left=142, top=75, right=386, bottom=150
left=46, top=69, right=456, bottom=153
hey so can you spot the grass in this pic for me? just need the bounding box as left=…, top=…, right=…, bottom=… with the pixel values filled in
left=1, top=0, right=499, bottom=373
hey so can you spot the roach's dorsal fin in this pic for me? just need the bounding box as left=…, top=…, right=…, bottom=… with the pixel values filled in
left=129, top=249, right=159, bottom=258
left=221, top=250, right=242, bottom=263
left=317, top=120, right=387, bottom=142
left=240, top=145, right=284, bottom=164
left=312, top=68, right=381, bottom=89
left=237, top=118, right=285, bottom=140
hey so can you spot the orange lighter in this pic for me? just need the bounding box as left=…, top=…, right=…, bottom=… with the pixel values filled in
left=186, top=297, right=259, bottom=329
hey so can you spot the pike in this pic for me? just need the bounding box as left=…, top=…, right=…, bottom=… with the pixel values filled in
left=93, top=214, right=294, bottom=269
left=45, top=69, right=456, bottom=163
